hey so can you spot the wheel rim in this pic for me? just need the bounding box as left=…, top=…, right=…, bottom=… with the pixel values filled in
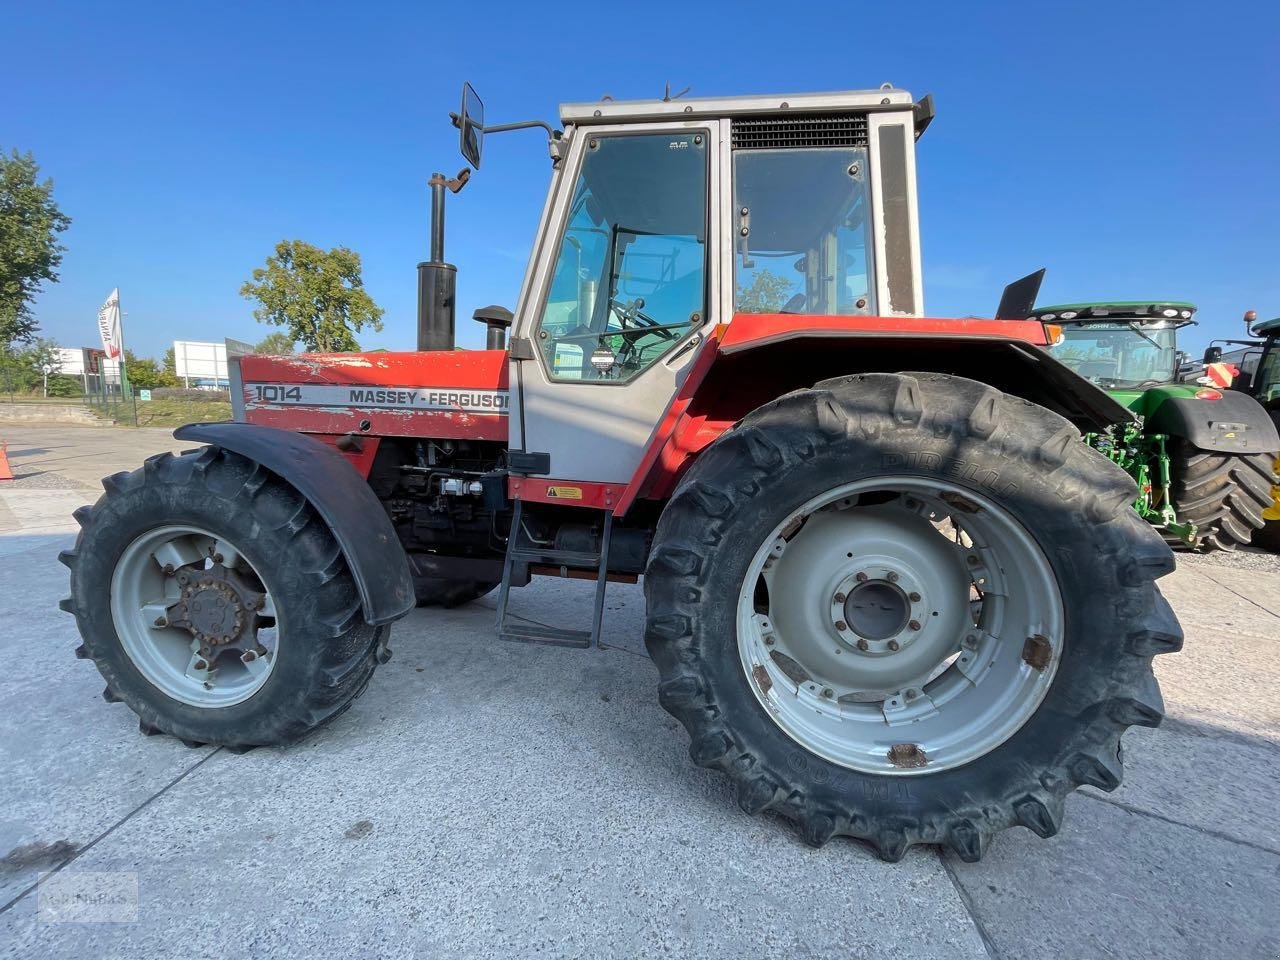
left=736, top=477, right=1063, bottom=775
left=110, top=525, right=280, bottom=708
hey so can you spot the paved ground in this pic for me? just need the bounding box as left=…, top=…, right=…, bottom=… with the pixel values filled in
left=1, top=423, right=1277, bottom=959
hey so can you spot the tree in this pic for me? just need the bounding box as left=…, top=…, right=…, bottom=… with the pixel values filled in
left=254, top=331, right=297, bottom=355
left=0, top=339, right=58, bottom=395
left=0, top=150, right=72, bottom=347
left=240, top=240, right=383, bottom=352
left=123, top=350, right=178, bottom=390
left=735, top=270, right=795, bottom=313
left=161, top=346, right=176, bottom=376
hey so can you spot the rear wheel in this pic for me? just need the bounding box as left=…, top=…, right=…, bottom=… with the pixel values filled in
left=60, top=447, right=386, bottom=747
left=1169, top=441, right=1276, bottom=551
left=645, top=373, right=1182, bottom=861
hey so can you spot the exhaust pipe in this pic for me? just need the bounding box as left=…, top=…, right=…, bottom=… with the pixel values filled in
left=473, top=305, right=513, bottom=351
left=417, top=171, right=461, bottom=351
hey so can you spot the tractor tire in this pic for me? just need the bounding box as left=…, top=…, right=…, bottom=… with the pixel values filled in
left=1168, top=441, right=1276, bottom=551
left=644, top=373, right=1182, bottom=862
left=60, top=446, right=386, bottom=748
left=413, top=576, right=499, bottom=608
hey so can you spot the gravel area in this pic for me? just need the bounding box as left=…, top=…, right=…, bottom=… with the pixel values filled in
left=1177, top=545, right=1280, bottom=574
left=1, top=471, right=94, bottom=491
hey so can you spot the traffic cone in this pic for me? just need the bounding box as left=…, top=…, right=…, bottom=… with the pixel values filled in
left=0, top=441, right=12, bottom=482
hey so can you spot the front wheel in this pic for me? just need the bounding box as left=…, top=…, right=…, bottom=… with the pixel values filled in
left=60, top=447, right=386, bottom=748
left=645, top=374, right=1183, bottom=861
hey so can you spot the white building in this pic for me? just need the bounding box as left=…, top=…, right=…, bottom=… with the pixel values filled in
left=54, top=347, right=109, bottom=390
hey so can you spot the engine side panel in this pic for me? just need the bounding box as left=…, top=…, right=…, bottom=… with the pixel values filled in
left=238, top=350, right=510, bottom=441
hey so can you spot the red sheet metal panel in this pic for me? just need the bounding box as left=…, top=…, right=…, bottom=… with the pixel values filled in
left=718, top=313, right=1051, bottom=350
left=509, top=476, right=623, bottom=510
left=240, top=349, right=510, bottom=441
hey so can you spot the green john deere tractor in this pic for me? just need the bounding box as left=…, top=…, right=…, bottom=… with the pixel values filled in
left=1037, top=301, right=1280, bottom=551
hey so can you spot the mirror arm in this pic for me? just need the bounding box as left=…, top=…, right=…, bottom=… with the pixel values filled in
left=450, top=113, right=561, bottom=140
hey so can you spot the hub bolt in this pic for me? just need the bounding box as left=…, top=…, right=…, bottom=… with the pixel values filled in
left=822, top=688, right=834, bottom=699
left=835, top=620, right=848, bottom=631
left=856, top=639, right=869, bottom=651
left=909, top=592, right=921, bottom=602
left=834, top=592, right=846, bottom=604
left=855, top=572, right=869, bottom=582
left=887, top=640, right=901, bottom=652
left=908, top=620, right=921, bottom=631
left=886, top=571, right=899, bottom=583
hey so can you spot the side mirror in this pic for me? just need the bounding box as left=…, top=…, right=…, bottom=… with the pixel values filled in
left=1203, top=346, right=1223, bottom=365
left=458, top=82, right=485, bottom=169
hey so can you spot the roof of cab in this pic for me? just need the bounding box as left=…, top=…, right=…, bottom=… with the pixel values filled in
left=559, top=87, right=916, bottom=126
left=1029, top=301, right=1197, bottom=323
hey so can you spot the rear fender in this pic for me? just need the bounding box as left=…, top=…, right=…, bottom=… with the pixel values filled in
left=173, top=422, right=414, bottom=625
left=1145, top=391, right=1280, bottom=454
left=618, top=331, right=1132, bottom=513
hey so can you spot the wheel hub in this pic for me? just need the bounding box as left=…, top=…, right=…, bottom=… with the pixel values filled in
left=166, top=564, right=259, bottom=648
left=110, top=525, right=279, bottom=708
left=831, top=564, right=926, bottom=656
left=737, top=480, right=1064, bottom=775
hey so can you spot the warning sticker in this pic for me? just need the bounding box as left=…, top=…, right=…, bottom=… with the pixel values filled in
left=545, top=486, right=583, bottom=500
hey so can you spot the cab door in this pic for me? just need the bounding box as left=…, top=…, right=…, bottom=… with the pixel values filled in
left=508, top=121, right=724, bottom=484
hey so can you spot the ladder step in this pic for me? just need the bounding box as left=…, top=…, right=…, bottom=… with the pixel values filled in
left=509, top=547, right=600, bottom=567
left=495, top=498, right=614, bottom=649
left=499, top=622, right=592, bottom=649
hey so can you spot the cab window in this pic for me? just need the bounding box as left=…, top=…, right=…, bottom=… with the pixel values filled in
left=734, top=148, right=873, bottom=315
left=536, top=132, right=707, bottom=382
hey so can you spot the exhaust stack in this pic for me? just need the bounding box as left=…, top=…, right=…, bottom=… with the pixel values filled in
left=417, top=170, right=469, bottom=351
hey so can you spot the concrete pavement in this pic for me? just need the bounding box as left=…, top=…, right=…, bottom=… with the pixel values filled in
left=1, top=424, right=1277, bottom=959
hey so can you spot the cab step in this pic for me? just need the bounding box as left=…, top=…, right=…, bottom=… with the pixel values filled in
left=495, top=498, right=613, bottom=648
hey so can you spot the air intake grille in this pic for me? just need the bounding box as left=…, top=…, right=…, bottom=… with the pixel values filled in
left=732, top=114, right=869, bottom=150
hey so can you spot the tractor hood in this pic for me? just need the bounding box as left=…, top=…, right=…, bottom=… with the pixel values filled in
left=232, top=349, right=510, bottom=441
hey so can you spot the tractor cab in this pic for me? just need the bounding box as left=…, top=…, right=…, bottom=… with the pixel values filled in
left=1037, top=301, right=1196, bottom=397
left=446, top=86, right=943, bottom=483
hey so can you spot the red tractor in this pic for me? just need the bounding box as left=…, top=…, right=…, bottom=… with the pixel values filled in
left=62, top=84, right=1182, bottom=862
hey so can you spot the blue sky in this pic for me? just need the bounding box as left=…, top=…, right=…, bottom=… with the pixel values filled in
left=4, top=0, right=1278, bottom=359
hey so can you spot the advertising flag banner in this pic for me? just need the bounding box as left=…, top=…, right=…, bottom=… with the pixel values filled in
left=97, top=288, right=123, bottom=359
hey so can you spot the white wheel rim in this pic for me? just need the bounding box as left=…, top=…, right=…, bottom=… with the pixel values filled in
left=736, top=477, right=1063, bottom=775
left=110, top=525, right=279, bottom=708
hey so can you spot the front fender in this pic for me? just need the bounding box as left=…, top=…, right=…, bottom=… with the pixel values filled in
left=1145, top=391, right=1280, bottom=454
left=173, top=422, right=414, bottom=625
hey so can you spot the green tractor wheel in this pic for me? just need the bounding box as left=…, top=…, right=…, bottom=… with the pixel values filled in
left=1168, top=442, right=1276, bottom=551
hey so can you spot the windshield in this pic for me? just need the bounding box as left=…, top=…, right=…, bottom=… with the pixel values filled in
left=1050, top=322, right=1178, bottom=388
left=1256, top=345, right=1280, bottom=404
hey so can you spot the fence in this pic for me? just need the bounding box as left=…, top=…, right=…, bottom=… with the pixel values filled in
left=82, top=377, right=139, bottom=426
